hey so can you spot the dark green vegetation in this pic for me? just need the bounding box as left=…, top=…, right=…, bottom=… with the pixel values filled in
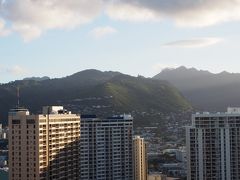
left=0, top=70, right=191, bottom=125
left=154, top=66, right=240, bottom=111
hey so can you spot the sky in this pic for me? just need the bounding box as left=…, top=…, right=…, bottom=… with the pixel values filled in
left=1, top=0, right=240, bottom=83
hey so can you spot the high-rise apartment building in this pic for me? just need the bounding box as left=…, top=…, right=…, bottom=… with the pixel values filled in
left=148, top=174, right=167, bottom=180
left=8, top=106, right=80, bottom=180
left=0, top=123, right=2, bottom=138
left=133, top=136, right=147, bottom=180
left=80, top=114, right=133, bottom=180
left=186, top=107, right=240, bottom=180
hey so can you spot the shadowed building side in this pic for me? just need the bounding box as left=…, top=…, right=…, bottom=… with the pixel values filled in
left=8, top=106, right=80, bottom=180
left=45, top=139, right=80, bottom=180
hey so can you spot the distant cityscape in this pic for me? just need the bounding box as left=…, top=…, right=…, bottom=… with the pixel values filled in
left=0, top=103, right=236, bottom=180
left=0, top=105, right=189, bottom=180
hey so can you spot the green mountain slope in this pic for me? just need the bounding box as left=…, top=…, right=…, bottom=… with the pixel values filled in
left=101, top=75, right=191, bottom=112
left=0, top=70, right=191, bottom=125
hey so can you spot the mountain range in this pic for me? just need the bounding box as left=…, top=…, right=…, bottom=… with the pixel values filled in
left=0, top=70, right=191, bottom=125
left=2, top=66, right=239, bottom=126
left=154, top=66, right=240, bottom=111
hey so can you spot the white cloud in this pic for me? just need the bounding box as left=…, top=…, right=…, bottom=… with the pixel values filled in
left=0, top=0, right=103, bottom=41
left=0, top=0, right=240, bottom=41
left=106, top=0, right=240, bottom=27
left=90, top=26, right=117, bottom=38
left=106, top=3, right=160, bottom=22
left=0, top=18, right=11, bottom=36
left=6, top=65, right=27, bottom=75
left=163, top=37, right=223, bottom=48
left=0, top=65, right=27, bottom=75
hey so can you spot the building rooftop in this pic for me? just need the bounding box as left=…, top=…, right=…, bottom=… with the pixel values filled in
left=194, top=107, right=240, bottom=116
left=81, top=115, right=97, bottom=119
left=9, top=108, right=30, bottom=115
left=107, top=114, right=133, bottom=120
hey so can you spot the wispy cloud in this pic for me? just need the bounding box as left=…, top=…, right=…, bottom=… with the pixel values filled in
left=163, top=38, right=223, bottom=48
left=7, top=65, right=27, bottom=75
left=90, top=26, right=117, bottom=38
left=0, top=65, right=27, bottom=75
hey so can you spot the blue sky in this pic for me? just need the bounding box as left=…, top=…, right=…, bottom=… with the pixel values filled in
left=1, top=0, right=240, bottom=83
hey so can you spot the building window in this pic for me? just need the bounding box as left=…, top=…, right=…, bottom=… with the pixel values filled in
left=12, top=120, right=20, bottom=124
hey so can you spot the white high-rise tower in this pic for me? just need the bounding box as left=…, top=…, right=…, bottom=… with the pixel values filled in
left=186, top=107, right=240, bottom=180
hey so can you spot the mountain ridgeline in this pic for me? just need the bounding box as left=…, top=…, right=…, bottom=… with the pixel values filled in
left=154, top=66, right=240, bottom=111
left=0, top=70, right=191, bottom=125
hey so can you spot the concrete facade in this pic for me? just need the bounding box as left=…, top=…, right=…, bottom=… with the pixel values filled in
left=8, top=106, right=80, bottom=180
left=80, top=114, right=133, bottom=180
left=186, top=108, right=240, bottom=180
left=133, top=136, right=147, bottom=180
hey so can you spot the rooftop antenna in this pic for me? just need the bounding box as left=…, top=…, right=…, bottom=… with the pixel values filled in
left=17, top=86, right=20, bottom=108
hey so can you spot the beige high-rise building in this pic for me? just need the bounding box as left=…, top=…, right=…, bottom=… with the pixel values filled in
left=133, top=135, right=148, bottom=180
left=8, top=106, right=80, bottom=180
left=148, top=174, right=167, bottom=180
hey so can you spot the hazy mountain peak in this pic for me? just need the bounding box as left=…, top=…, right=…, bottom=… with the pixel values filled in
left=155, top=66, right=212, bottom=81
left=176, top=66, right=188, bottom=70
left=162, top=66, right=210, bottom=74
left=219, top=71, right=230, bottom=75
left=69, top=69, right=121, bottom=77
left=69, top=69, right=104, bottom=76
left=154, top=66, right=240, bottom=111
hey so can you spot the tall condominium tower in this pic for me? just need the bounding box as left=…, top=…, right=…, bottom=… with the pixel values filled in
left=8, top=106, right=80, bottom=180
left=133, top=136, right=148, bottom=180
left=0, top=123, right=2, bottom=138
left=186, top=107, right=240, bottom=180
left=80, top=114, right=133, bottom=180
